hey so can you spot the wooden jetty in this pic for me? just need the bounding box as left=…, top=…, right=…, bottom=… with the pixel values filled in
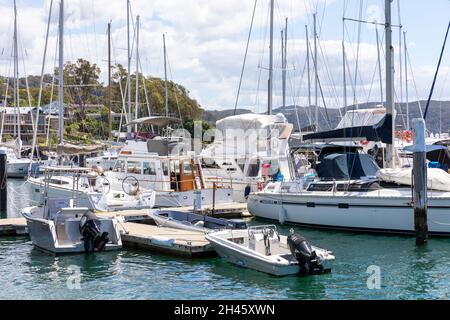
left=0, top=218, right=27, bottom=236
left=119, top=222, right=215, bottom=257
left=0, top=202, right=250, bottom=258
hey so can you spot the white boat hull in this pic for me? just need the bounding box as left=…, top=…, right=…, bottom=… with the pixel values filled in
left=28, top=179, right=108, bottom=211
left=248, top=189, right=450, bottom=236
left=7, top=160, right=39, bottom=178
left=22, top=207, right=122, bottom=254
left=154, top=188, right=234, bottom=208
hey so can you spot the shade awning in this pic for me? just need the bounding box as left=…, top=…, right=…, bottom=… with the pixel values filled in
left=57, top=143, right=104, bottom=155
left=125, top=116, right=182, bottom=127
left=303, top=114, right=393, bottom=144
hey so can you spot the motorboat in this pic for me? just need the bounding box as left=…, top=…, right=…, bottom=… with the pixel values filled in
left=6, top=148, right=39, bottom=178
left=206, top=225, right=334, bottom=276
left=149, top=210, right=248, bottom=233
left=28, top=167, right=156, bottom=212
left=106, top=145, right=233, bottom=207
left=200, top=113, right=294, bottom=202
left=22, top=199, right=122, bottom=254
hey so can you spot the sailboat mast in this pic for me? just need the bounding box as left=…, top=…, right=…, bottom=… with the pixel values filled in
left=313, top=13, right=319, bottom=132
left=282, top=18, right=287, bottom=109
left=13, top=0, right=20, bottom=141
left=306, top=25, right=311, bottom=122
left=108, top=21, right=112, bottom=140
left=126, top=0, right=132, bottom=133
left=404, top=31, right=409, bottom=130
left=385, top=0, right=395, bottom=168
left=342, top=19, right=347, bottom=115
left=163, top=34, right=169, bottom=117
left=58, top=0, right=64, bottom=145
left=268, top=0, right=274, bottom=115
left=135, top=15, right=140, bottom=133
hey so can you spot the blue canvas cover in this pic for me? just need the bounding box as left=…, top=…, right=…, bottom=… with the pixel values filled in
left=317, top=153, right=380, bottom=180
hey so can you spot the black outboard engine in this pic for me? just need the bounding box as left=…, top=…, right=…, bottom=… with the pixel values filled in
left=287, top=232, right=323, bottom=276
left=79, top=212, right=109, bottom=253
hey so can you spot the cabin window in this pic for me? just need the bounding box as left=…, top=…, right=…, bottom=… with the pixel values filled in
left=127, top=161, right=142, bottom=174
left=183, top=162, right=192, bottom=175
left=143, top=162, right=156, bottom=175
left=113, top=160, right=126, bottom=173
left=202, top=158, right=220, bottom=169
left=162, top=162, right=169, bottom=176
left=44, top=178, right=69, bottom=185
left=307, top=183, right=334, bottom=192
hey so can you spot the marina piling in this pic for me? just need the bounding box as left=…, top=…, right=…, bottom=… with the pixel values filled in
left=412, top=118, right=428, bottom=245
left=0, top=148, right=7, bottom=218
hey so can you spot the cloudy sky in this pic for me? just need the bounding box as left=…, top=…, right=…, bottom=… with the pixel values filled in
left=0, top=0, right=449, bottom=113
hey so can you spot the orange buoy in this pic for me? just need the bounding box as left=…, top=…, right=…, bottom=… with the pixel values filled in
left=402, top=130, right=413, bottom=143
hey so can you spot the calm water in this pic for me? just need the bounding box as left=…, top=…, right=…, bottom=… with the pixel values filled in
left=1, top=180, right=450, bottom=300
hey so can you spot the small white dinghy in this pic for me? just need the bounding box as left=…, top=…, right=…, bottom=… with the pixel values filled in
left=206, top=225, right=334, bottom=277
left=22, top=199, right=122, bottom=254
left=149, top=210, right=248, bottom=233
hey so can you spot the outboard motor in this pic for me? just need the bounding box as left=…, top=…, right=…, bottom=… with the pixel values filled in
left=79, top=212, right=109, bottom=253
left=287, top=230, right=323, bottom=275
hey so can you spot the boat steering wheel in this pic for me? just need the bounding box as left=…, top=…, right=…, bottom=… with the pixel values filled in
left=122, top=176, right=140, bottom=196
left=94, top=177, right=111, bottom=195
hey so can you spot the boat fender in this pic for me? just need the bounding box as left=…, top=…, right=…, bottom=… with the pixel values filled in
left=194, top=220, right=205, bottom=228
left=278, top=207, right=287, bottom=225
left=287, top=230, right=320, bottom=276
left=151, top=236, right=175, bottom=248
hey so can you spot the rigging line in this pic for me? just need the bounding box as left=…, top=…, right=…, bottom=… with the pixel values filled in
left=353, top=0, right=364, bottom=109
left=138, top=56, right=152, bottom=118
left=307, top=39, right=332, bottom=129
left=254, top=0, right=270, bottom=110
left=316, top=38, right=343, bottom=118
left=166, top=51, right=184, bottom=129
left=343, top=23, right=371, bottom=107
left=423, top=20, right=450, bottom=120
left=234, top=0, right=258, bottom=115
left=290, top=54, right=309, bottom=130
left=406, top=45, right=423, bottom=117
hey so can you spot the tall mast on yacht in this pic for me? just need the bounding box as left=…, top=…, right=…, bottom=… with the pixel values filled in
left=135, top=15, right=140, bottom=133
left=163, top=34, right=169, bottom=117
left=306, top=25, right=312, bottom=123
left=281, top=18, right=287, bottom=109
left=126, top=0, right=132, bottom=133
left=385, top=0, right=395, bottom=168
left=313, top=13, right=319, bottom=132
left=268, top=0, right=274, bottom=115
left=58, top=0, right=64, bottom=144
left=108, top=21, right=112, bottom=140
left=404, top=31, right=409, bottom=130
left=13, top=0, right=20, bottom=141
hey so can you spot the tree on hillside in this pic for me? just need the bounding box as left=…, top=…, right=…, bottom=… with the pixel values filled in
left=63, top=58, right=101, bottom=122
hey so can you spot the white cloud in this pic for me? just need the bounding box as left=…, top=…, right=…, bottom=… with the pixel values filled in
left=0, top=0, right=447, bottom=112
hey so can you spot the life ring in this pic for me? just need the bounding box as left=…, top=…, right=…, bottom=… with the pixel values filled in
left=402, top=130, right=413, bottom=143
left=360, top=140, right=369, bottom=146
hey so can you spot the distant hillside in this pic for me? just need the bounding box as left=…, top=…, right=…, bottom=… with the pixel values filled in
left=204, top=101, right=450, bottom=134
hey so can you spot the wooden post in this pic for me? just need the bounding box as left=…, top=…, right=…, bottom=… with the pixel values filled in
left=0, top=148, right=7, bottom=218
left=412, top=118, right=428, bottom=245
